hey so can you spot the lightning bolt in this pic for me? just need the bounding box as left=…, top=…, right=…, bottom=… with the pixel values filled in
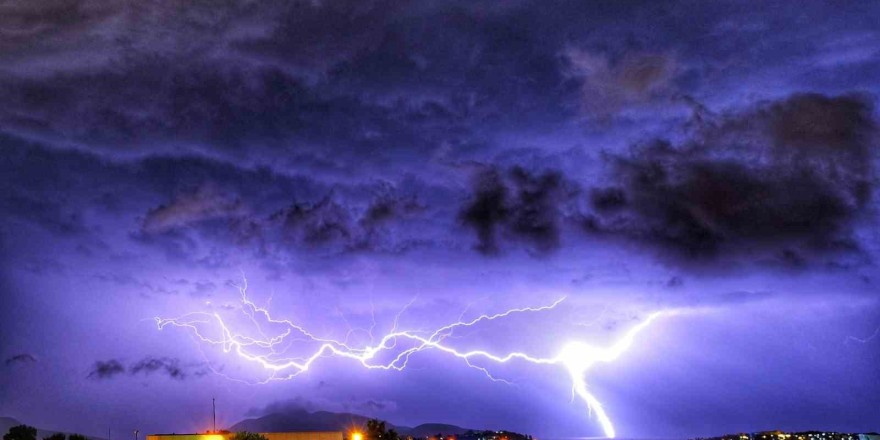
left=155, top=279, right=670, bottom=438
left=845, top=324, right=880, bottom=344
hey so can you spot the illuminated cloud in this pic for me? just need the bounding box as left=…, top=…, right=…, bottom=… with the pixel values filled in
left=143, top=184, right=246, bottom=234
left=563, top=48, right=678, bottom=116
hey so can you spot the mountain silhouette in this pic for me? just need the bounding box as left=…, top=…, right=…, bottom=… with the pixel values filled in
left=229, top=409, right=474, bottom=437
left=0, top=416, right=105, bottom=440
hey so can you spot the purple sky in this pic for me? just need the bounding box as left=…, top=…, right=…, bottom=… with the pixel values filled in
left=1, top=1, right=879, bottom=439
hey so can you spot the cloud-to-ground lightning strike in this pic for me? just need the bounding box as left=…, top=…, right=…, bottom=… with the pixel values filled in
left=155, top=281, right=670, bottom=438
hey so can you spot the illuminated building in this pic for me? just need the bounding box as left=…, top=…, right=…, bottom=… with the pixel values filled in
left=147, top=432, right=344, bottom=440
left=693, top=432, right=871, bottom=440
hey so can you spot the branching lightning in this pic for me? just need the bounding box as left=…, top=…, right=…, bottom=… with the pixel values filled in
left=845, top=324, right=880, bottom=344
left=155, top=280, right=671, bottom=438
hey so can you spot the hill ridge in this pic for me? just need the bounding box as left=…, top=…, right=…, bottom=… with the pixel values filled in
left=230, top=409, right=475, bottom=437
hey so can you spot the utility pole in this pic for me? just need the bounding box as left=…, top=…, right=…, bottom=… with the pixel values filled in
left=212, top=397, right=216, bottom=433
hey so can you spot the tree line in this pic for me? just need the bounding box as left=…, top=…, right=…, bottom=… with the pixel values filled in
left=4, top=425, right=88, bottom=440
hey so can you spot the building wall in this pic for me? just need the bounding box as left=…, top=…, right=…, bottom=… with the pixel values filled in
left=264, top=432, right=343, bottom=440
left=148, top=431, right=343, bottom=440
left=148, top=435, right=227, bottom=440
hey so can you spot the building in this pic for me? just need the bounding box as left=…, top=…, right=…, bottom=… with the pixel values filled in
left=692, top=432, right=868, bottom=440
left=147, top=432, right=344, bottom=440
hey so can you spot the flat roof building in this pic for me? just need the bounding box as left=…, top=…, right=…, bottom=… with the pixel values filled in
left=147, top=432, right=344, bottom=440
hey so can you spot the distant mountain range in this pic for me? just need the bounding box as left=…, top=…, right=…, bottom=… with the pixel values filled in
left=1, top=410, right=474, bottom=440
left=230, top=409, right=475, bottom=437
left=0, top=417, right=105, bottom=440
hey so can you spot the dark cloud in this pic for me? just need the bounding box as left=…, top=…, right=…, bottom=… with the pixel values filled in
left=233, top=0, right=394, bottom=75
left=361, top=399, right=396, bottom=411
left=88, top=357, right=208, bottom=380
left=0, top=60, right=315, bottom=153
left=269, top=191, right=424, bottom=254
left=4, top=353, right=37, bottom=366
left=0, top=0, right=118, bottom=65
left=2, top=1, right=880, bottom=436
left=4, top=1, right=872, bottom=270
left=0, top=140, right=91, bottom=237
left=346, top=398, right=398, bottom=414
left=359, top=192, right=423, bottom=230
left=459, top=168, right=507, bottom=254
left=142, top=183, right=245, bottom=234
left=92, top=273, right=181, bottom=296
left=665, top=276, right=684, bottom=288
left=587, top=93, right=877, bottom=266
left=0, top=1, right=594, bottom=177
left=190, top=280, right=217, bottom=297
left=244, top=397, right=319, bottom=417
left=135, top=180, right=426, bottom=264
left=273, top=196, right=354, bottom=247
left=21, top=257, right=65, bottom=275
left=129, top=357, right=189, bottom=380
left=245, top=396, right=398, bottom=419
left=2, top=194, right=87, bottom=236
left=767, top=93, right=875, bottom=153
left=0, top=48, right=496, bottom=176
left=589, top=187, right=627, bottom=213
left=87, top=359, right=125, bottom=379
left=1, top=1, right=876, bottom=175
left=459, top=166, right=573, bottom=255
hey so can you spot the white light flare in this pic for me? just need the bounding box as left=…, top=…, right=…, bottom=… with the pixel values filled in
left=154, top=281, right=672, bottom=438
left=557, top=312, right=667, bottom=438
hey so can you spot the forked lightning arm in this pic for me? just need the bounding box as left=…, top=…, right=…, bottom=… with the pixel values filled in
left=155, top=281, right=668, bottom=438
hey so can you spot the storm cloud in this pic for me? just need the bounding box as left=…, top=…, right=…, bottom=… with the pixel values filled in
left=3, top=1, right=880, bottom=437
left=459, top=166, right=574, bottom=255
left=129, top=357, right=197, bottom=380
left=88, top=357, right=208, bottom=380
left=4, top=353, right=37, bottom=366
left=87, top=359, right=125, bottom=380
left=586, top=93, right=877, bottom=266
left=142, top=184, right=246, bottom=235
left=563, top=49, right=678, bottom=116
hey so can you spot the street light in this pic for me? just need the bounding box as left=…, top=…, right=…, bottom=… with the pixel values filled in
left=352, top=432, right=363, bottom=440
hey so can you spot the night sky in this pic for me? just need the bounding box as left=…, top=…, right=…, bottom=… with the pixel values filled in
left=1, top=1, right=879, bottom=439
